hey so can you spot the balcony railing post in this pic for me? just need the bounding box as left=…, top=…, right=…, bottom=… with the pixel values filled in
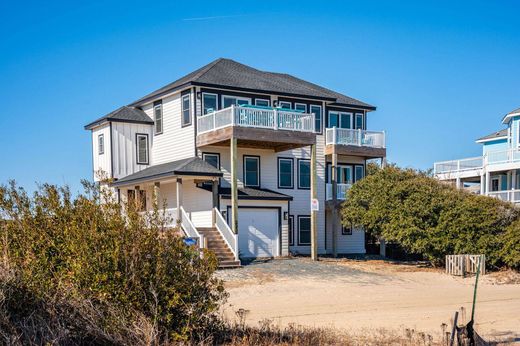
left=231, top=105, right=235, bottom=126
left=274, top=108, right=278, bottom=130
left=358, top=128, right=362, bottom=146
left=333, top=126, right=338, bottom=144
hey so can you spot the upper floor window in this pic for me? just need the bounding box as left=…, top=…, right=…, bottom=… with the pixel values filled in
left=255, top=98, right=270, bottom=107
left=202, top=152, right=220, bottom=169
left=298, top=159, right=311, bottom=189
left=294, top=103, right=307, bottom=112
left=154, top=100, right=163, bottom=134
left=278, top=158, right=294, bottom=189
left=182, top=94, right=191, bottom=126
left=243, top=156, right=260, bottom=187
left=328, top=111, right=352, bottom=129
left=310, top=105, right=322, bottom=133
left=202, top=93, right=217, bottom=115
left=222, top=95, right=250, bottom=108
left=136, top=134, right=149, bottom=165
left=355, top=113, right=364, bottom=130
left=354, top=165, right=365, bottom=182
left=98, top=134, right=104, bottom=155
left=278, top=101, right=292, bottom=109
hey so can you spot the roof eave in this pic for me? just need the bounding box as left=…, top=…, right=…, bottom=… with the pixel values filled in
left=502, top=112, right=520, bottom=124
left=84, top=118, right=154, bottom=131
left=328, top=102, right=376, bottom=111
left=475, top=136, right=508, bottom=144
left=111, top=170, right=223, bottom=187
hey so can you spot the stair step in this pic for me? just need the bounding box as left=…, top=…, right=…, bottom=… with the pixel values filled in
left=218, top=260, right=241, bottom=268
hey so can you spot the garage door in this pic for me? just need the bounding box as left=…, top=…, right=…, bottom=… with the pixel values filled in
left=237, top=208, right=279, bottom=258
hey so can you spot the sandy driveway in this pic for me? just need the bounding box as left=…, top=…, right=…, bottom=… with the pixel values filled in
left=217, top=258, right=520, bottom=342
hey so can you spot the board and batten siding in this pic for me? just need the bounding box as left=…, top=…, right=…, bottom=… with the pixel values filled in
left=141, top=90, right=196, bottom=165
left=91, top=123, right=112, bottom=181
left=111, top=122, right=153, bottom=180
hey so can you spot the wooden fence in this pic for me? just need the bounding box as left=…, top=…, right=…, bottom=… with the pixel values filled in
left=446, top=255, right=485, bottom=276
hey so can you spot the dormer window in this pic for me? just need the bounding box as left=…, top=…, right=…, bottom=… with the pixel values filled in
left=154, top=100, right=163, bottom=134
left=136, top=134, right=149, bottom=165
left=98, top=134, right=104, bottom=155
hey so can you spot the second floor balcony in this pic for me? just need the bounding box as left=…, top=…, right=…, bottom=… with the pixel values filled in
left=196, top=105, right=316, bottom=151
left=324, top=127, right=386, bottom=158
left=325, top=183, right=351, bottom=201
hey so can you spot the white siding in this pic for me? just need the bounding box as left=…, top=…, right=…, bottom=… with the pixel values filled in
left=325, top=210, right=366, bottom=254
left=111, top=122, right=153, bottom=179
left=91, top=124, right=112, bottom=181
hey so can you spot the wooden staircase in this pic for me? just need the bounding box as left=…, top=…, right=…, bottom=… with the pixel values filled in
left=198, top=227, right=241, bottom=269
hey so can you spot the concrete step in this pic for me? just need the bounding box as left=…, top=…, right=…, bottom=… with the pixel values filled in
left=218, top=260, right=241, bottom=269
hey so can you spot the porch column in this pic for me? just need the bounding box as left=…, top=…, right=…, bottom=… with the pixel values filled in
left=176, top=178, right=183, bottom=224
left=311, top=143, right=318, bottom=261
left=512, top=170, right=517, bottom=192
left=331, top=149, right=338, bottom=258
left=485, top=171, right=490, bottom=195
left=382, top=156, right=387, bottom=168
left=230, top=138, right=238, bottom=235
left=153, top=182, right=160, bottom=208
left=212, top=178, right=219, bottom=226
left=456, top=177, right=461, bottom=189
left=480, top=173, right=485, bottom=195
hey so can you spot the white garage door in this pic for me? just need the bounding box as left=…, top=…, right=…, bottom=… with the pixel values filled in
left=237, top=208, right=279, bottom=258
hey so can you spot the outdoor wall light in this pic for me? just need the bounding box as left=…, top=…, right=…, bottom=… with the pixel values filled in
left=196, top=91, right=202, bottom=99
left=283, top=211, right=288, bottom=220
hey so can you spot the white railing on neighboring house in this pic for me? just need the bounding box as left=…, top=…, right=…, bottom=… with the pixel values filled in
left=488, top=189, right=520, bottom=203
left=197, top=105, right=315, bottom=134
left=325, top=127, right=385, bottom=148
left=325, top=183, right=352, bottom=200
left=180, top=206, right=205, bottom=249
left=487, top=148, right=520, bottom=165
left=213, top=207, right=239, bottom=261
left=434, top=156, right=484, bottom=175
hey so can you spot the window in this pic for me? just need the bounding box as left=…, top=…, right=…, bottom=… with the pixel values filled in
left=342, top=224, right=353, bottom=235
left=298, top=159, right=311, bottom=189
left=181, top=94, right=191, bottom=126
left=202, top=153, right=220, bottom=169
left=136, top=134, right=149, bottom=165
left=243, top=156, right=260, bottom=187
left=288, top=215, right=294, bottom=246
left=298, top=216, right=311, bottom=245
left=310, top=105, right=322, bottom=133
left=294, top=103, right=307, bottom=112
left=326, top=164, right=353, bottom=184
left=354, top=165, right=364, bottom=182
left=355, top=113, right=364, bottom=129
left=278, top=158, right=294, bottom=189
left=222, top=95, right=251, bottom=108
left=255, top=99, right=270, bottom=107
left=491, top=177, right=499, bottom=192
left=98, top=134, right=104, bottom=155
left=127, top=189, right=146, bottom=211
left=202, top=93, right=217, bottom=115
left=154, top=101, right=163, bottom=134
left=328, top=111, right=352, bottom=129
left=278, top=101, right=292, bottom=110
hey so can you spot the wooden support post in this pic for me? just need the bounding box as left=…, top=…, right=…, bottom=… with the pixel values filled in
left=311, top=143, right=318, bottom=261
left=331, top=150, right=338, bottom=258
left=380, top=238, right=386, bottom=257
left=176, top=178, right=183, bottom=223
left=449, top=311, right=459, bottom=346
left=231, top=138, right=238, bottom=235
left=212, top=179, right=219, bottom=226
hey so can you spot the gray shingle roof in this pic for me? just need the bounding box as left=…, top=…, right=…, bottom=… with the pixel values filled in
left=112, top=157, right=222, bottom=186
left=84, top=106, right=153, bottom=130
left=507, top=107, right=520, bottom=116
left=476, top=128, right=508, bottom=142
left=130, top=58, right=375, bottom=110
left=217, top=186, right=293, bottom=201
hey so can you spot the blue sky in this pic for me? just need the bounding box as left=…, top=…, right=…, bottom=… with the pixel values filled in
left=1, top=0, right=519, bottom=193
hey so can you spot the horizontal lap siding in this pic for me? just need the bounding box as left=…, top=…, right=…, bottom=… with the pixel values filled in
left=92, top=124, right=112, bottom=181
left=111, top=122, right=152, bottom=180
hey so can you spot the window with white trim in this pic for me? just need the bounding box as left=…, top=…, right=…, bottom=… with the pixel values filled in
left=354, top=165, right=365, bottom=182
left=278, top=101, right=292, bottom=109
left=98, top=134, right=104, bottom=155
left=310, top=105, right=322, bottom=133
left=294, top=103, right=307, bottom=112
left=136, top=134, right=149, bottom=165
left=202, top=93, right=217, bottom=115
left=328, top=111, right=352, bottom=129
left=255, top=98, right=270, bottom=107
left=181, top=94, right=191, bottom=126
left=222, top=95, right=251, bottom=108
left=298, top=159, right=311, bottom=189
left=298, top=216, right=311, bottom=245
left=243, top=156, right=260, bottom=187
left=278, top=158, right=293, bottom=189
left=342, top=224, right=352, bottom=235
left=355, top=113, right=364, bottom=130
left=202, top=153, right=219, bottom=169
left=154, top=101, right=163, bottom=134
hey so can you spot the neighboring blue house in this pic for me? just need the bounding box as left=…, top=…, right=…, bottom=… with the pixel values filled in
left=434, top=107, right=520, bottom=203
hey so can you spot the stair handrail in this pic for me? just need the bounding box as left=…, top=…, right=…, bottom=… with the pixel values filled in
left=213, top=207, right=239, bottom=261
left=180, top=206, right=205, bottom=249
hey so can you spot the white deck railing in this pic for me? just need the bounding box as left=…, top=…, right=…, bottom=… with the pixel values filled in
left=180, top=206, right=205, bottom=249
left=197, top=105, right=315, bottom=134
left=325, top=127, right=385, bottom=148
left=213, top=207, right=239, bottom=261
left=488, top=190, right=520, bottom=203
left=325, top=183, right=352, bottom=200
left=434, top=156, right=484, bottom=175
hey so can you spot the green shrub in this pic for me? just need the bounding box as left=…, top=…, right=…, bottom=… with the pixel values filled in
left=0, top=180, right=227, bottom=344
left=342, top=165, right=520, bottom=269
